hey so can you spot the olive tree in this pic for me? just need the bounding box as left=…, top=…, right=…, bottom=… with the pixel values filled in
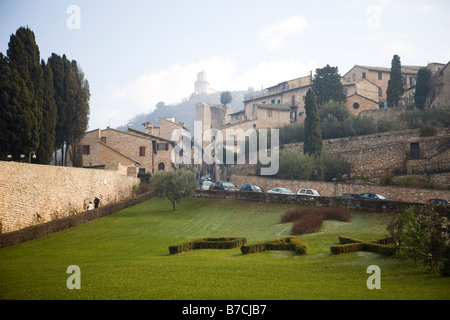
left=150, top=169, right=198, bottom=210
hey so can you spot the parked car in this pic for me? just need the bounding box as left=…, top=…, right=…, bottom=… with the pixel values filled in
left=267, top=187, right=295, bottom=195
left=240, top=184, right=264, bottom=192
left=297, top=188, right=321, bottom=196
left=357, top=193, right=387, bottom=200
left=427, top=199, right=450, bottom=206
left=341, top=193, right=359, bottom=199
left=200, top=180, right=214, bottom=190
left=212, top=181, right=237, bottom=191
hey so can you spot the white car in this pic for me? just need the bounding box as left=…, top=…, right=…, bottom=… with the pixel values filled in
left=267, top=187, right=295, bottom=195
left=297, top=188, right=321, bottom=196
left=201, top=180, right=214, bottom=190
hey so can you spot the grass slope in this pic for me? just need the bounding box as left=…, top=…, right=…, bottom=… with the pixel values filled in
left=0, top=197, right=449, bottom=300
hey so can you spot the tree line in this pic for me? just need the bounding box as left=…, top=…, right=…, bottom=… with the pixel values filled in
left=0, top=27, right=89, bottom=166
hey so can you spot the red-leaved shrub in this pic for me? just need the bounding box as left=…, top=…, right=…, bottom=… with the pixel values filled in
left=282, top=207, right=352, bottom=235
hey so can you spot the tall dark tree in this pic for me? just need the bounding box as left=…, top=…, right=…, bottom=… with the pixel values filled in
left=303, top=88, right=322, bottom=156
left=48, top=53, right=68, bottom=164
left=48, top=54, right=90, bottom=166
left=66, top=60, right=90, bottom=167
left=414, top=67, right=432, bottom=110
left=0, top=53, right=33, bottom=160
left=311, top=64, right=346, bottom=106
left=36, top=60, right=57, bottom=164
left=386, top=55, right=404, bottom=108
left=6, top=26, right=44, bottom=158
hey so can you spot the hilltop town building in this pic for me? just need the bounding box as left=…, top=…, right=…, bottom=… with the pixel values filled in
left=81, top=118, right=182, bottom=175
left=194, top=71, right=218, bottom=95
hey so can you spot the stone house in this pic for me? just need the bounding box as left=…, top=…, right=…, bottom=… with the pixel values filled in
left=242, top=74, right=313, bottom=125
left=81, top=126, right=174, bottom=175
left=429, top=61, right=450, bottom=108
left=342, top=65, right=422, bottom=113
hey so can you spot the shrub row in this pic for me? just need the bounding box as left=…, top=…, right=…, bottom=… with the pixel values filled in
left=331, top=236, right=396, bottom=255
left=241, top=236, right=307, bottom=255
left=169, top=237, right=247, bottom=254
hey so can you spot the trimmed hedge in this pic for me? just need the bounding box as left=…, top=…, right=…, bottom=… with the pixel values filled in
left=169, top=237, right=247, bottom=254
left=331, top=235, right=396, bottom=255
left=241, top=236, right=307, bottom=255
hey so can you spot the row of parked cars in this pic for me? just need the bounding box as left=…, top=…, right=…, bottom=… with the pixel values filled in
left=201, top=180, right=395, bottom=201
left=201, top=180, right=323, bottom=196
left=200, top=180, right=449, bottom=205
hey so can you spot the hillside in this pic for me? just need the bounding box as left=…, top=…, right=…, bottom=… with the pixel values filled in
left=117, top=90, right=248, bottom=132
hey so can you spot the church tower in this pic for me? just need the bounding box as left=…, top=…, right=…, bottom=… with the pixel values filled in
left=194, top=71, right=209, bottom=94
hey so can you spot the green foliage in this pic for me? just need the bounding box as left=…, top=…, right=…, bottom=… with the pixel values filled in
left=169, top=237, right=247, bottom=254
left=270, top=148, right=314, bottom=180
left=312, top=153, right=353, bottom=181
left=0, top=53, right=33, bottom=160
left=388, top=205, right=450, bottom=275
left=400, top=107, right=450, bottom=128
left=150, top=169, right=198, bottom=210
left=303, top=88, right=322, bottom=156
left=241, top=236, right=307, bottom=255
left=331, top=236, right=396, bottom=255
left=1, top=27, right=43, bottom=159
left=0, top=27, right=90, bottom=164
left=386, top=55, right=405, bottom=108
left=312, top=64, right=346, bottom=106
left=279, top=123, right=305, bottom=145
left=36, top=60, right=57, bottom=164
left=414, top=68, right=432, bottom=109
left=220, top=91, right=232, bottom=106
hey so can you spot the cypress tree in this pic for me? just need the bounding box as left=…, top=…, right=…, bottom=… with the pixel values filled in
left=36, top=60, right=57, bottom=164
left=6, top=27, right=44, bottom=157
left=304, top=88, right=322, bottom=156
left=414, top=67, right=432, bottom=110
left=48, top=53, right=68, bottom=164
left=0, top=53, right=34, bottom=160
left=386, top=55, right=404, bottom=108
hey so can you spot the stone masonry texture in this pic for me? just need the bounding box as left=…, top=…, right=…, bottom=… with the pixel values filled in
left=0, top=161, right=139, bottom=233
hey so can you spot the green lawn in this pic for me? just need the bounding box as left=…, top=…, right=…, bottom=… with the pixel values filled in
left=0, top=197, right=449, bottom=300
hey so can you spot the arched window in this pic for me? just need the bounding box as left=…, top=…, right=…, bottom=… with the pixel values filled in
left=353, top=102, right=360, bottom=109
left=158, top=162, right=165, bottom=171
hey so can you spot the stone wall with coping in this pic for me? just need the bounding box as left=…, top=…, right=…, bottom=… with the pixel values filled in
left=0, top=161, right=140, bottom=233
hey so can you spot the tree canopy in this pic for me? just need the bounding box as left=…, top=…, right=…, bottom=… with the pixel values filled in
left=311, top=64, right=346, bottom=106
left=0, top=27, right=90, bottom=165
left=414, top=67, right=432, bottom=110
left=150, top=169, right=198, bottom=210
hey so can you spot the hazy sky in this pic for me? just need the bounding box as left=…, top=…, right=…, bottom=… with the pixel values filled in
left=1, top=0, right=449, bottom=130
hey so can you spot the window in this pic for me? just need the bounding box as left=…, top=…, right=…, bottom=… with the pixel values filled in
left=362, top=72, right=366, bottom=79
left=378, top=88, right=382, bottom=97
left=157, top=143, right=169, bottom=151
left=138, top=168, right=146, bottom=175
left=271, top=99, right=275, bottom=104
left=158, top=162, right=165, bottom=171
left=82, top=145, right=90, bottom=155
left=277, top=99, right=281, bottom=104
left=378, top=71, right=382, bottom=80
left=410, top=77, right=416, bottom=87
left=101, top=137, right=106, bottom=143
left=267, top=109, right=273, bottom=117
left=353, top=102, right=360, bottom=109
left=139, top=146, right=145, bottom=156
